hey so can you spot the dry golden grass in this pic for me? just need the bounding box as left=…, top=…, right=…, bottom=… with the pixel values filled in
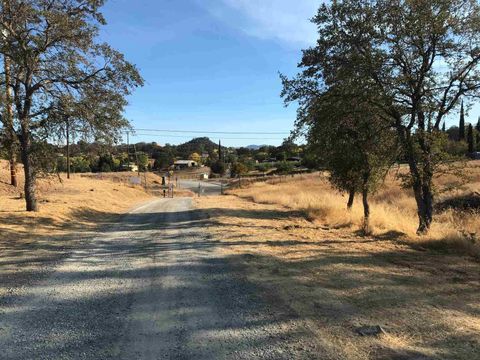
left=195, top=194, right=480, bottom=360
left=0, top=160, right=158, bottom=306
left=0, top=161, right=156, bottom=241
left=228, top=161, right=480, bottom=257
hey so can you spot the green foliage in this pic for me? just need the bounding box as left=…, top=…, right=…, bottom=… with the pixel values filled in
left=254, top=152, right=268, bottom=162
left=153, top=151, right=174, bottom=170
left=255, top=163, right=273, bottom=172
left=231, top=162, right=248, bottom=177
left=282, top=0, right=480, bottom=233
left=136, top=152, right=149, bottom=171
left=71, top=157, right=92, bottom=173
left=275, top=161, right=295, bottom=174
left=176, top=137, right=217, bottom=160
left=97, top=154, right=115, bottom=173
left=211, top=160, right=226, bottom=175
left=301, top=150, right=322, bottom=169
left=443, top=139, right=468, bottom=158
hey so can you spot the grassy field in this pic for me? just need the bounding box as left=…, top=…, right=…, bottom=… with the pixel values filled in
left=195, top=163, right=480, bottom=359
left=0, top=161, right=165, bottom=275
left=229, top=161, right=480, bottom=258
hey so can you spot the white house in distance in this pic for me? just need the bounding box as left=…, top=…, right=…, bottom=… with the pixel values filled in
left=173, top=160, right=198, bottom=170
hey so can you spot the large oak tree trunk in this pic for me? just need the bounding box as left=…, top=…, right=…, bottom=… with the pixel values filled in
left=4, top=55, right=17, bottom=187
left=19, top=129, right=38, bottom=212
left=347, top=188, right=355, bottom=209
left=398, top=126, right=434, bottom=234
left=9, top=155, right=17, bottom=187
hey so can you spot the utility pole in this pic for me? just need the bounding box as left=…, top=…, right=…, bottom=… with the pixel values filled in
left=3, top=0, right=17, bottom=187
left=133, top=143, right=140, bottom=176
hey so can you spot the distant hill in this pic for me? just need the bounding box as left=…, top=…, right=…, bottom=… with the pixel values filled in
left=175, top=137, right=218, bottom=158
left=246, top=145, right=267, bottom=150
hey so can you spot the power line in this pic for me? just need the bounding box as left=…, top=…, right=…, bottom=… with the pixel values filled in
left=130, top=128, right=290, bottom=135
left=130, top=133, right=285, bottom=141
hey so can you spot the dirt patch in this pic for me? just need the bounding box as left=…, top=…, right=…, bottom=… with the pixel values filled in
left=196, top=195, right=480, bottom=360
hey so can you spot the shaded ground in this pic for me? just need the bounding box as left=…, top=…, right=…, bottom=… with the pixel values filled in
left=0, top=198, right=323, bottom=359
left=196, top=195, right=480, bottom=360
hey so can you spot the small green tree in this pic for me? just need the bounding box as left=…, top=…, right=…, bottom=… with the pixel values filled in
left=275, top=161, right=294, bottom=175
left=231, top=162, right=248, bottom=177
left=153, top=151, right=174, bottom=170
left=211, top=160, right=226, bottom=176
left=283, top=82, right=398, bottom=232
left=136, top=152, right=149, bottom=171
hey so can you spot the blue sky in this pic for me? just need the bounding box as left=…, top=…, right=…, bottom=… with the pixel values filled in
left=99, top=0, right=319, bottom=147
left=99, top=0, right=480, bottom=147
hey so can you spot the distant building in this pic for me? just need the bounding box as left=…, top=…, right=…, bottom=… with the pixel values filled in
left=286, top=156, right=302, bottom=163
left=121, top=164, right=139, bottom=172
left=173, top=160, right=198, bottom=170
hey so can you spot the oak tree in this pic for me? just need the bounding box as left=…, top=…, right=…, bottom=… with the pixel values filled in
left=0, top=0, right=143, bottom=211
left=286, top=0, right=480, bottom=234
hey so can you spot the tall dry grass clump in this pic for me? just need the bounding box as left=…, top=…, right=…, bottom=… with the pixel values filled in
left=230, top=162, right=480, bottom=257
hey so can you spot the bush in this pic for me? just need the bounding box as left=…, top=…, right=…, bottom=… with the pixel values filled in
left=256, top=163, right=273, bottom=172
left=71, top=157, right=91, bottom=173
left=211, top=160, right=226, bottom=175
left=231, top=162, right=248, bottom=177
left=275, top=161, right=295, bottom=174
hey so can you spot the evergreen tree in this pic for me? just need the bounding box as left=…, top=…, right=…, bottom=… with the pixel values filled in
left=467, top=124, right=475, bottom=153
left=442, top=121, right=446, bottom=132
left=459, top=101, right=466, bottom=141
left=476, top=118, right=480, bottom=151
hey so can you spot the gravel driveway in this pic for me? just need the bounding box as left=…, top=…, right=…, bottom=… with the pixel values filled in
left=0, top=198, right=322, bottom=359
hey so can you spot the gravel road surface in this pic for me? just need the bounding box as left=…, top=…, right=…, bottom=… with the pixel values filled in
left=177, top=179, right=224, bottom=196
left=0, top=198, right=322, bottom=359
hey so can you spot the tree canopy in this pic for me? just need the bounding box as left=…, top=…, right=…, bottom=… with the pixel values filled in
left=282, top=0, right=480, bottom=233
left=0, top=0, right=143, bottom=211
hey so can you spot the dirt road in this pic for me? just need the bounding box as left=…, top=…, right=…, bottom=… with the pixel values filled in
left=178, top=179, right=224, bottom=196
left=0, top=198, right=322, bottom=359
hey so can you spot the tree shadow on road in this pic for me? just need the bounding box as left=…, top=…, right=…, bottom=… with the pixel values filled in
left=2, top=200, right=479, bottom=359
